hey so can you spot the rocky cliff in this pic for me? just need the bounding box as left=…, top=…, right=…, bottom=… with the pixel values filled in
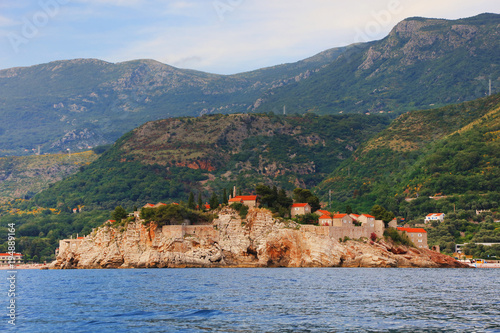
left=50, top=208, right=467, bottom=269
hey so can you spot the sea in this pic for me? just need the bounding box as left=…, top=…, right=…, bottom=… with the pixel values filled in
left=0, top=268, right=499, bottom=332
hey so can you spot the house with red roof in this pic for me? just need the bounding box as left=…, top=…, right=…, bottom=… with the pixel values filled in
left=0, top=253, right=23, bottom=265
left=397, top=227, right=428, bottom=248
left=318, top=214, right=333, bottom=226
left=424, top=213, right=445, bottom=224
left=291, top=203, right=311, bottom=218
left=315, top=209, right=331, bottom=217
left=332, top=213, right=353, bottom=227
left=229, top=195, right=258, bottom=208
left=357, top=214, right=376, bottom=225
left=143, top=202, right=168, bottom=209
left=349, top=213, right=360, bottom=221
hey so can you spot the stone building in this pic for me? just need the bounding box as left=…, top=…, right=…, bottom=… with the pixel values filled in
left=291, top=203, right=312, bottom=218
left=229, top=195, right=258, bottom=208
left=397, top=227, right=428, bottom=249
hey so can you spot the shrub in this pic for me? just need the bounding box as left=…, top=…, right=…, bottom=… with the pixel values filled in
left=295, top=213, right=319, bottom=225
left=230, top=203, right=249, bottom=219
left=370, top=232, right=377, bottom=242
left=384, top=227, right=414, bottom=247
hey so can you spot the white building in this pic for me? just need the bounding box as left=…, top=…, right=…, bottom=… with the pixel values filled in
left=424, top=213, right=445, bottom=224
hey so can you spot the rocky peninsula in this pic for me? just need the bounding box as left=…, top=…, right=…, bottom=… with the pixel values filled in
left=50, top=208, right=467, bottom=269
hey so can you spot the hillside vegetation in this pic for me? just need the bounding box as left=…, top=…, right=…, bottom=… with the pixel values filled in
left=0, top=151, right=98, bottom=202
left=32, top=113, right=390, bottom=211
left=316, top=94, right=500, bottom=254
left=317, top=93, right=500, bottom=209
left=3, top=95, right=500, bottom=261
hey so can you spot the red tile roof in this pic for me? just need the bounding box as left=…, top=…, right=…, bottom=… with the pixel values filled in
left=397, top=227, right=427, bottom=233
left=233, top=195, right=257, bottom=201
left=333, top=214, right=348, bottom=218
left=426, top=213, right=444, bottom=217
left=144, top=203, right=155, bottom=208
left=292, top=203, right=309, bottom=208
left=0, top=253, right=22, bottom=256
left=319, top=215, right=332, bottom=220
left=362, top=214, right=375, bottom=218
left=229, top=197, right=243, bottom=203
left=316, top=209, right=331, bottom=216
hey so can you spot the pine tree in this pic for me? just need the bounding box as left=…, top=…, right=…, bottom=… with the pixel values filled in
left=210, top=192, right=219, bottom=209
left=198, top=192, right=203, bottom=210
left=111, top=206, right=128, bottom=221
left=223, top=188, right=228, bottom=204
left=187, top=192, right=195, bottom=209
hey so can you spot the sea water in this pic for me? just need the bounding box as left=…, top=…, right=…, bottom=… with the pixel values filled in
left=0, top=268, right=499, bottom=332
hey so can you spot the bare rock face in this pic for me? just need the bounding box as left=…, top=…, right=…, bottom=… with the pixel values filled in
left=50, top=208, right=468, bottom=269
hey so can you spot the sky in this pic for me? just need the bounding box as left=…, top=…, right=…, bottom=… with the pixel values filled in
left=0, top=0, right=499, bottom=75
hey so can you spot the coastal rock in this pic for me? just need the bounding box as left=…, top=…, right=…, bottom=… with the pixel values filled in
left=50, top=208, right=468, bottom=269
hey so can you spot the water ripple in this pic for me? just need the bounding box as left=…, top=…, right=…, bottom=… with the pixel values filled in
left=0, top=268, right=498, bottom=332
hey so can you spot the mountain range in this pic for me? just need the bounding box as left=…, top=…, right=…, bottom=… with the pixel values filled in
left=0, top=13, right=498, bottom=156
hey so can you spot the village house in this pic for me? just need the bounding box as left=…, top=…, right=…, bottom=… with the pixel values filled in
left=332, top=214, right=353, bottom=227
left=350, top=213, right=360, bottom=222
left=229, top=195, right=258, bottom=208
left=388, top=218, right=398, bottom=228
left=397, top=227, right=428, bottom=249
left=424, top=213, right=445, bottom=224
left=357, top=214, right=376, bottom=225
left=0, top=253, right=23, bottom=265
left=291, top=203, right=312, bottom=218
left=143, top=203, right=168, bottom=209
left=315, top=209, right=331, bottom=217
left=318, top=214, right=333, bottom=226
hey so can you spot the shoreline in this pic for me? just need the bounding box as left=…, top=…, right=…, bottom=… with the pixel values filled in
left=0, top=263, right=48, bottom=270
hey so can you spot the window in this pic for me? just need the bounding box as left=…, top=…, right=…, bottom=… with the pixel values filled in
left=418, top=233, right=422, bottom=237
left=418, top=239, right=422, bottom=242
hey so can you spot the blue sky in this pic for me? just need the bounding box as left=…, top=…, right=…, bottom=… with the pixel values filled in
left=0, top=0, right=499, bottom=74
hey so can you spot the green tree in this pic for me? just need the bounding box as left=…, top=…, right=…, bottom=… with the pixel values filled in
left=198, top=192, right=203, bottom=210
left=112, top=206, right=128, bottom=221
left=187, top=192, right=195, bottom=209
left=256, top=184, right=293, bottom=216
left=209, top=192, right=219, bottom=209
left=293, top=188, right=321, bottom=212
left=371, top=205, right=395, bottom=226
left=223, top=188, right=228, bottom=204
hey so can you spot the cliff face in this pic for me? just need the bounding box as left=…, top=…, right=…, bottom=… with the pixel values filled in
left=50, top=208, right=467, bottom=269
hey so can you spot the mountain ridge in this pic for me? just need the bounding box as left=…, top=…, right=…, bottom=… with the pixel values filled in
left=0, top=13, right=498, bottom=155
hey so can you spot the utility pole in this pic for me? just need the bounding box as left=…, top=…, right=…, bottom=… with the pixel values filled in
left=67, top=148, right=71, bottom=158
left=283, top=105, right=286, bottom=115
left=489, top=79, right=492, bottom=96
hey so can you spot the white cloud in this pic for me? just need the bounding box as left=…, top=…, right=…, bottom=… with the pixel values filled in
left=0, top=15, right=16, bottom=27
